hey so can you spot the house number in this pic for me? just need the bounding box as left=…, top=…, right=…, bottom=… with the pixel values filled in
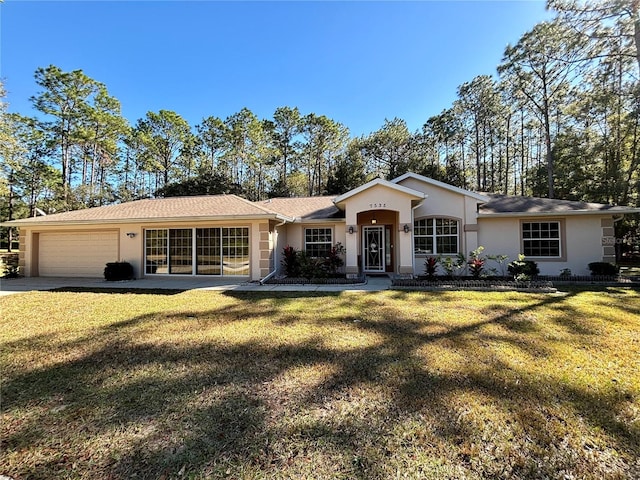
left=369, top=203, right=386, bottom=208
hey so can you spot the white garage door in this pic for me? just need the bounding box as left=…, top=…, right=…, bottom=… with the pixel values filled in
left=39, top=231, right=119, bottom=277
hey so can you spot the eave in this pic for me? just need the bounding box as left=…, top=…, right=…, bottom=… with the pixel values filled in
left=1, top=213, right=293, bottom=228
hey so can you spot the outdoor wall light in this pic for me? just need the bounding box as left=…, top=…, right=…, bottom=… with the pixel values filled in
left=348, top=226, right=355, bottom=235
left=403, top=224, right=411, bottom=233
left=371, top=218, right=377, bottom=224
left=126, top=232, right=137, bottom=238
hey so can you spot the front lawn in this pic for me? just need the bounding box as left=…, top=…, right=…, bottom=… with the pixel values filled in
left=1, top=288, right=639, bottom=479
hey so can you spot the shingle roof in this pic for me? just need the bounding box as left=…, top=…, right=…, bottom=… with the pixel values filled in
left=257, top=196, right=343, bottom=220
left=479, top=194, right=639, bottom=215
left=6, top=195, right=286, bottom=225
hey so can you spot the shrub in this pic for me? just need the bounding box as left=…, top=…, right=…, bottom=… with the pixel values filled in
left=325, top=242, right=345, bottom=275
left=439, top=253, right=466, bottom=278
left=282, top=245, right=300, bottom=277
left=587, top=262, right=618, bottom=276
left=298, top=251, right=326, bottom=279
left=487, top=254, right=509, bottom=277
left=282, top=243, right=345, bottom=279
left=507, top=255, right=539, bottom=279
left=424, top=256, right=438, bottom=279
left=468, top=246, right=486, bottom=279
left=104, top=262, right=134, bottom=281
left=2, top=265, right=20, bottom=278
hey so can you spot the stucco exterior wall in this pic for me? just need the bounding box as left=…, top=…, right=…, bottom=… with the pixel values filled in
left=400, top=178, right=482, bottom=264
left=18, top=219, right=271, bottom=281
left=339, top=184, right=418, bottom=275
left=478, top=215, right=612, bottom=276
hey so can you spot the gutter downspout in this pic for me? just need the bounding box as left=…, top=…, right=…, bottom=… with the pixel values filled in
left=260, top=219, right=288, bottom=285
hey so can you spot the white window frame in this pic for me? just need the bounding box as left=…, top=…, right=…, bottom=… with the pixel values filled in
left=413, top=217, right=460, bottom=255
left=144, top=226, right=250, bottom=276
left=521, top=220, right=564, bottom=259
left=304, top=227, right=333, bottom=258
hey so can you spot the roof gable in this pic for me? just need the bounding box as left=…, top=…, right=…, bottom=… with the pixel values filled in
left=333, top=178, right=426, bottom=206
left=392, top=172, right=488, bottom=201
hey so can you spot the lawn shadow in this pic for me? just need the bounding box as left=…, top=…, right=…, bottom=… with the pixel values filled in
left=2, top=288, right=638, bottom=478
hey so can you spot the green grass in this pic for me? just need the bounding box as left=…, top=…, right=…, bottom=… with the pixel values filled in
left=1, top=288, right=639, bottom=479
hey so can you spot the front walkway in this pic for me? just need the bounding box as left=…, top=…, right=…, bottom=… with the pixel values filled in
left=0, top=275, right=393, bottom=296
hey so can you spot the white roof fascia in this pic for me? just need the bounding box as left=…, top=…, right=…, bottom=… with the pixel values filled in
left=295, top=217, right=346, bottom=224
left=393, top=172, right=489, bottom=202
left=334, top=178, right=426, bottom=205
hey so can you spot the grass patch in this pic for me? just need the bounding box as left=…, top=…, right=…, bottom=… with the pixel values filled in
left=1, top=288, right=639, bottom=479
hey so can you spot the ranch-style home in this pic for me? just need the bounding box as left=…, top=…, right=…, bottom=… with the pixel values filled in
left=4, top=173, right=640, bottom=280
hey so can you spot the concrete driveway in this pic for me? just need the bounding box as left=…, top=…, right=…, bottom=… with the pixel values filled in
left=0, top=276, right=390, bottom=296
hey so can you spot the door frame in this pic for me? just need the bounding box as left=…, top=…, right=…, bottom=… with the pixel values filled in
left=362, top=225, right=385, bottom=273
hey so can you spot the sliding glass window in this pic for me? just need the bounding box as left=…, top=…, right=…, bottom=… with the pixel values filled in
left=145, top=227, right=249, bottom=276
left=169, top=229, right=193, bottom=274
left=196, top=228, right=222, bottom=275
left=222, top=227, right=250, bottom=276
left=145, top=229, right=168, bottom=274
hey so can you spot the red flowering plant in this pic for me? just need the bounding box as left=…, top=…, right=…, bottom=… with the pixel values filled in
left=467, top=246, right=486, bottom=279
left=424, top=256, right=439, bottom=279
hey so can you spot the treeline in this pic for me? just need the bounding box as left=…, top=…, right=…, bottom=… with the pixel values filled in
left=1, top=1, right=639, bottom=229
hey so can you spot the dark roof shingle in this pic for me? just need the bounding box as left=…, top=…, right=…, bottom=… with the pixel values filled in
left=479, top=194, right=636, bottom=215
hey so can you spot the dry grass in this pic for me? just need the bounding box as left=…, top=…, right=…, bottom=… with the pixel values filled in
left=1, top=287, right=639, bottom=479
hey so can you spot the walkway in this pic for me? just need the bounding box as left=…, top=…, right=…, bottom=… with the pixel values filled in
left=0, top=275, right=393, bottom=296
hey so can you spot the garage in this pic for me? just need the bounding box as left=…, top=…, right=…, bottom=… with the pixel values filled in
left=38, top=230, right=119, bottom=277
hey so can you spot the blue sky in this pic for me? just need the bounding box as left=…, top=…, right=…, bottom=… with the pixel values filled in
left=1, top=1, right=551, bottom=137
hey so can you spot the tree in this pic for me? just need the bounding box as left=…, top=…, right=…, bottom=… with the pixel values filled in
left=155, top=171, right=242, bottom=197
left=548, top=0, right=640, bottom=74
left=30, top=66, right=103, bottom=191
left=0, top=82, right=24, bottom=250
left=222, top=108, right=272, bottom=200
left=269, top=106, right=303, bottom=195
left=195, top=116, right=228, bottom=174
left=359, top=118, right=414, bottom=180
left=326, top=139, right=369, bottom=195
left=301, top=114, right=349, bottom=195
left=76, top=85, right=128, bottom=205
left=499, top=21, right=584, bottom=198
left=134, top=110, right=193, bottom=190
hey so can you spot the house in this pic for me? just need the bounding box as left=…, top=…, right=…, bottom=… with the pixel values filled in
left=4, top=173, right=639, bottom=280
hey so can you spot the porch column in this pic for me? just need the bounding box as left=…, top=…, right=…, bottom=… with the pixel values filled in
left=345, top=210, right=359, bottom=277
left=397, top=210, right=414, bottom=275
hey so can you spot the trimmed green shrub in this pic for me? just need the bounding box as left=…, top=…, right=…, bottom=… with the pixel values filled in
left=508, top=257, right=539, bottom=278
left=587, top=262, right=618, bottom=276
left=104, top=262, right=134, bottom=281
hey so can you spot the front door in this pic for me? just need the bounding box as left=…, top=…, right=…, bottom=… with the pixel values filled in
left=363, top=226, right=385, bottom=272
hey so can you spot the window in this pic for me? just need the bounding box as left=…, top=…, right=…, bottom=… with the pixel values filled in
left=145, top=229, right=168, bottom=274
left=414, top=218, right=459, bottom=254
left=145, top=227, right=249, bottom=276
left=305, top=228, right=332, bottom=257
left=196, top=228, right=221, bottom=275
left=222, top=227, right=250, bottom=276
left=169, top=229, right=193, bottom=274
left=522, top=221, right=561, bottom=257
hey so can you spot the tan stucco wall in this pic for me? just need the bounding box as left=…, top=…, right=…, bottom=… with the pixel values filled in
left=478, top=215, right=611, bottom=276
left=18, top=219, right=272, bottom=281
left=340, top=184, right=417, bottom=275
left=400, top=178, right=481, bottom=266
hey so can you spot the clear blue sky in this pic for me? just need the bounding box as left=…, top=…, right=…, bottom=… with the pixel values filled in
left=1, top=0, right=551, bottom=137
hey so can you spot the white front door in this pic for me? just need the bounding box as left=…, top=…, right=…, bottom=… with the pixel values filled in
left=363, top=226, right=385, bottom=272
